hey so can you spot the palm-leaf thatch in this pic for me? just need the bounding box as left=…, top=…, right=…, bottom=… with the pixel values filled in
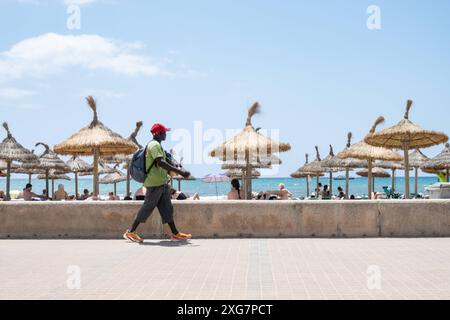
left=54, top=96, right=138, bottom=196
left=221, top=154, right=281, bottom=170
left=208, top=102, right=291, bottom=199
left=37, top=169, right=71, bottom=198
left=79, top=162, right=116, bottom=176
left=64, top=156, right=93, bottom=198
left=101, top=121, right=144, bottom=197
left=333, top=133, right=368, bottom=199
left=99, top=169, right=127, bottom=196
left=364, top=100, right=448, bottom=198
left=357, top=167, right=391, bottom=178
left=422, top=143, right=450, bottom=182
left=225, top=168, right=260, bottom=179
left=54, top=97, right=138, bottom=156
left=25, top=142, right=70, bottom=198
left=320, top=145, right=345, bottom=195
left=337, top=117, right=402, bottom=199
left=0, top=123, right=38, bottom=200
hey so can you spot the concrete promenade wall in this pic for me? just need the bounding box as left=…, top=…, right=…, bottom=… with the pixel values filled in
left=1, top=200, right=450, bottom=239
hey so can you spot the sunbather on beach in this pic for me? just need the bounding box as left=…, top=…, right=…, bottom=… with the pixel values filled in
left=123, top=123, right=192, bottom=243
left=53, top=184, right=68, bottom=201
left=170, top=188, right=200, bottom=200
left=134, top=186, right=146, bottom=200
left=17, top=184, right=47, bottom=201
left=228, top=179, right=242, bottom=200
left=263, top=183, right=293, bottom=200
left=0, top=190, right=5, bottom=201
left=80, top=189, right=90, bottom=200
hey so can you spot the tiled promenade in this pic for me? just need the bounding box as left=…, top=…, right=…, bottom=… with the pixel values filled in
left=1, top=238, right=450, bottom=300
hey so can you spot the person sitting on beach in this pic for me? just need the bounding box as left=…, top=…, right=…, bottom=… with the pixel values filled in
left=53, top=184, right=69, bottom=201
left=321, top=185, right=330, bottom=198
left=170, top=188, right=200, bottom=200
left=0, top=190, right=5, bottom=201
left=108, top=192, right=118, bottom=201
left=337, top=186, right=345, bottom=199
left=228, top=179, right=242, bottom=200
left=134, top=186, right=146, bottom=200
left=18, top=184, right=47, bottom=201
left=263, top=183, right=293, bottom=200
left=80, top=189, right=90, bottom=200
left=124, top=192, right=133, bottom=201
left=256, top=191, right=267, bottom=200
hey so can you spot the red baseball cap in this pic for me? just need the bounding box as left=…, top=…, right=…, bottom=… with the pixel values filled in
left=150, top=123, right=171, bottom=134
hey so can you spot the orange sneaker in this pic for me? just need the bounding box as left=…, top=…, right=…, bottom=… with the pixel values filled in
left=123, top=230, right=144, bottom=243
left=171, top=232, right=192, bottom=240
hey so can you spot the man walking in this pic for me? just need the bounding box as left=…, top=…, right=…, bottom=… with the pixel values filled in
left=123, top=123, right=192, bottom=243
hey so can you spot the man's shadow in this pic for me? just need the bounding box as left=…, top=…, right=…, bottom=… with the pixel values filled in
left=139, top=240, right=199, bottom=247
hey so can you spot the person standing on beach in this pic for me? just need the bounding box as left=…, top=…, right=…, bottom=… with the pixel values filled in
left=123, top=123, right=192, bottom=243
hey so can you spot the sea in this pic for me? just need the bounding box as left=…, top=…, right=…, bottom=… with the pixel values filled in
left=1, top=176, right=440, bottom=199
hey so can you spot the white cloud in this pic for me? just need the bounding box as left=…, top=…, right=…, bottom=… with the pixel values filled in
left=0, top=88, right=38, bottom=99
left=0, top=33, right=167, bottom=81
left=64, top=0, right=97, bottom=6
left=81, top=88, right=126, bottom=99
left=9, top=0, right=99, bottom=6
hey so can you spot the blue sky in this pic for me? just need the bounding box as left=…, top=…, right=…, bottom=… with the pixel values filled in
left=1, top=0, right=449, bottom=177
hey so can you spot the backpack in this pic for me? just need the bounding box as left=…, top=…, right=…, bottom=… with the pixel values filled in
left=129, top=143, right=156, bottom=183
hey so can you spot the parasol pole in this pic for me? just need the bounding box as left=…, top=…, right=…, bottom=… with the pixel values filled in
left=316, top=175, right=319, bottom=197
left=414, top=167, right=419, bottom=196
left=45, top=169, right=49, bottom=198
left=93, top=147, right=99, bottom=197
left=6, top=160, right=11, bottom=201
left=368, top=159, right=373, bottom=199
left=403, top=142, right=410, bottom=199
left=345, top=168, right=349, bottom=199
left=446, top=167, right=449, bottom=183
left=306, top=175, right=310, bottom=198
left=245, top=150, right=252, bottom=200
left=329, top=172, right=333, bottom=197
left=178, top=179, right=181, bottom=192
left=114, top=182, right=117, bottom=197
left=74, top=172, right=78, bottom=199
left=392, top=169, right=396, bottom=192
left=126, top=164, right=131, bottom=197
left=28, top=173, right=32, bottom=184
left=51, top=178, right=55, bottom=199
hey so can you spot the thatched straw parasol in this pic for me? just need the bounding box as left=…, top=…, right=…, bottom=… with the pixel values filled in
left=209, top=102, right=291, bottom=199
left=101, top=121, right=143, bottom=196
left=0, top=123, right=38, bottom=200
left=64, top=156, right=93, bottom=199
left=99, top=168, right=127, bottom=197
left=37, top=169, right=71, bottom=197
left=79, top=161, right=116, bottom=176
left=23, top=142, right=69, bottom=198
left=338, top=117, right=402, bottom=199
left=374, top=160, right=405, bottom=193
left=364, top=100, right=448, bottom=198
left=221, top=154, right=281, bottom=170
left=54, top=96, right=137, bottom=196
left=225, top=168, right=260, bottom=180
left=422, top=143, right=450, bottom=183
left=357, top=167, right=390, bottom=194
left=408, top=149, right=430, bottom=195
left=290, top=153, right=323, bottom=197
left=331, top=133, right=367, bottom=199
left=297, top=147, right=327, bottom=195
left=321, top=145, right=343, bottom=196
